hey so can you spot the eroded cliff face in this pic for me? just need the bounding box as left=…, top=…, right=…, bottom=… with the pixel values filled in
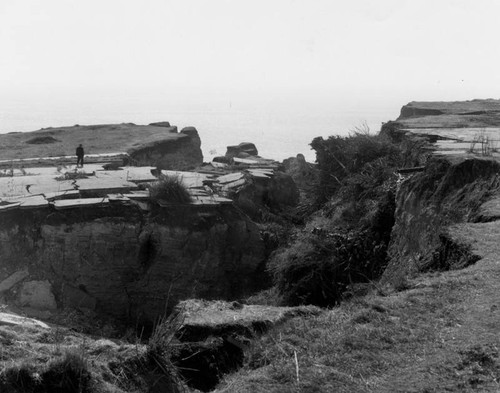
left=0, top=203, right=265, bottom=325
left=380, top=99, right=500, bottom=284
left=383, top=153, right=500, bottom=283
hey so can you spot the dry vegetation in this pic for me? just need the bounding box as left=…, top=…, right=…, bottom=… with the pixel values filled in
left=215, top=244, right=500, bottom=392
left=148, top=175, right=192, bottom=204
left=266, top=129, right=425, bottom=307
left=0, top=311, right=186, bottom=393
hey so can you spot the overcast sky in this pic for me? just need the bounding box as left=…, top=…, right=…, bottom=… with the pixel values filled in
left=1, top=0, right=500, bottom=102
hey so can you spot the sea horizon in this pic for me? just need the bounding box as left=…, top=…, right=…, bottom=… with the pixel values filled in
left=0, top=88, right=401, bottom=163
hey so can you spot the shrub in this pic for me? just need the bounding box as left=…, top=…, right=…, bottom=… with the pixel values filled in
left=110, top=314, right=184, bottom=393
left=268, top=226, right=390, bottom=306
left=148, top=175, right=192, bottom=204
left=25, top=136, right=60, bottom=144
left=42, top=350, right=93, bottom=393
left=0, top=350, right=93, bottom=393
left=0, top=363, right=39, bottom=393
left=269, top=128, right=412, bottom=307
left=310, top=129, right=402, bottom=204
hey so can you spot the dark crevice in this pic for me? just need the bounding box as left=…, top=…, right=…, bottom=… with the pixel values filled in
left=172, top=339, right=244, bottom=392
left=137, top=234, right=159, bottom=272
left=422, top=233, right=481, bottom=272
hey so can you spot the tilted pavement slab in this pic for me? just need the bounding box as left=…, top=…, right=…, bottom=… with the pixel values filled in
left=0, top=312, right=50, bottom=329
left=53, top=198, right=110, bottom=210
left=161, top=170, right=214, bottom=188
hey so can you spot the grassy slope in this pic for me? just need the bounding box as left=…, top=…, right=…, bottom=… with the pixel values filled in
left=0, top=311, right=131, bottom=392
left=213, top=214, right=500, bottom=392
left=0, top=307, right=186, bottom=392
left=0, top=123, right=185, bottom=160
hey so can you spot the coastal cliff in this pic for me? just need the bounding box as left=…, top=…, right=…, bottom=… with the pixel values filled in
left=206, top=100, right=500, bottom=392
left=4, top=103, right=500, bottom=392
left=381, top=99, right=500, bottom=283
left=0, top=122, right=203, bottom=170
left=0, top=202, right=265, bottom=325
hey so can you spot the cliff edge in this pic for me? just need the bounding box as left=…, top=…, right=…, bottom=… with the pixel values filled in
left=0, top=122, right=203, bottom=170
left=208, top=100, right=500, bottom=392
left=381, top=99, right=500, bottom=281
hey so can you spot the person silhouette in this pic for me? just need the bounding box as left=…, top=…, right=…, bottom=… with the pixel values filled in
left=76, top=144, right=84, bottom=167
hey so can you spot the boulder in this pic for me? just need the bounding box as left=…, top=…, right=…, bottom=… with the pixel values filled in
left=213, top=156, right=231, bottom=164
left=180, top=126, right=199, bottom=138
left=17, top=280, right=57, bottom=310
left=228, top=171, right=299, bottom=220
left=226, top=142, right=258, bottom=158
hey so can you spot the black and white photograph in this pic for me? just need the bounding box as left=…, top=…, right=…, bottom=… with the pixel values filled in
left=1, top=1, right=500, bottom=392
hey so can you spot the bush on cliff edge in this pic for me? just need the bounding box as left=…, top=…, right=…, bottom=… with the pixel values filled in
left=269, top=193, right=395, bottom=306
left=310, top=128, right=401, bottom=205
left=269, top=128, right=413, bottom=306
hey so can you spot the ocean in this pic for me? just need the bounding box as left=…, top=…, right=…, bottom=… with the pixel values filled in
left=0, top=88, right=400, bottom=163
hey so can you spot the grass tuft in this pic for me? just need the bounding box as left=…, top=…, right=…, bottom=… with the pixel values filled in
left=0, top=349, right=93, bottom=393
left=43, top=350, right=93, bottom=393
left=109, top=313, right=185, bottom=393
left=148, top=175, right=192, bottom=204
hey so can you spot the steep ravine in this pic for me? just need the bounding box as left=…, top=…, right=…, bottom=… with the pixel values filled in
left=0, top=202, right=266, bottom=327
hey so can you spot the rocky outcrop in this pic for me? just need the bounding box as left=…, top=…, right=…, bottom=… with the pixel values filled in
left=215, top=170, right=299, bottom=220
left=0, top=202, right=265, bottom=326
left=233, top=172, right=299, bottom=219
left=127, top=126, right=203, bottom=170
left=225, top=142, right=258, bottom=158
left=281, top=154, right=319, bottom=202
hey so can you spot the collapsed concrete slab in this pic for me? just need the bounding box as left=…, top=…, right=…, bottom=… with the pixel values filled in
left=19, top=195, right=49, bottom=209
left=53, top=198, right=110, bottom=210
left=0, top=312, right=50, bottom=329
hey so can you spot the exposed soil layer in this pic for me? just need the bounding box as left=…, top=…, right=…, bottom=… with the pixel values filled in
left=0, top=203, right=266, bottom=328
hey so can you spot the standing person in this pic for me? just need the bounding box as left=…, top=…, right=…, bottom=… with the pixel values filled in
left=76, top=144, right=84, bottom=167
